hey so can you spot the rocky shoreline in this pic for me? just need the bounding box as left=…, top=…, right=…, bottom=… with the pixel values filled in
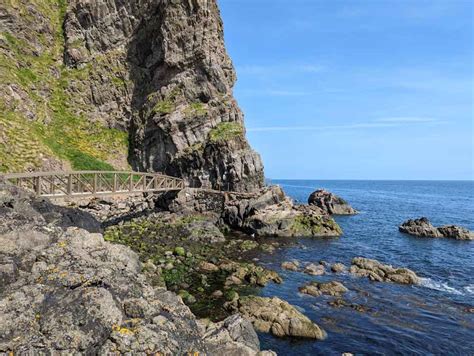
left=1, top=177, right=430, bottom=354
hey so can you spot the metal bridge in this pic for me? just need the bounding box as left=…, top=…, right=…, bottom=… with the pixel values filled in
left=1, top=171, right=185, bottom=199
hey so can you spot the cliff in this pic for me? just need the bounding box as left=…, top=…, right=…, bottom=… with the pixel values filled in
left=1, top=0, right=264, bottom=192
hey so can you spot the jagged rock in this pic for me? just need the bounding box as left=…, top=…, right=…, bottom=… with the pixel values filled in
left=304, top=263, right=325, bottom=276
left=224, top=186, right=343, bottom=237
left=399, top=217, right=473, bottom=240
left=308, top=189, right=357, bottom=215
left=350, top=257, right=420, bottom=284
left=299, top=281, right=348, bottom=297
left=64, top=0, right=265, bottom=191
left=228, top=296, right=327, bottom=340
left=158, top=186, right=343, bottom=238
left=281, top=261, right=300, bottom=271
left=331, top=263, right=347, bottom=273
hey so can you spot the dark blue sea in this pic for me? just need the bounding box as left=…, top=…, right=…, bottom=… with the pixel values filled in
left=257, top=180, right=474, bottom=355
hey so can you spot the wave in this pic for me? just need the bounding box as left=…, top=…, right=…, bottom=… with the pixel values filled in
left=419, top=278, right=463, bottom=295
left=464, top=284, right=474, bottom=295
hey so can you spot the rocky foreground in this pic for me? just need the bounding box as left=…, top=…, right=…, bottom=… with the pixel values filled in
left=0, top=182, right=279, bottom=355
left=399, top=217, right=474, bottom=240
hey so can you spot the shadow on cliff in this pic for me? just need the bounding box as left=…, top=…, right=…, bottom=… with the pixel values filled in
left=125, top=3, right=181, bottom=174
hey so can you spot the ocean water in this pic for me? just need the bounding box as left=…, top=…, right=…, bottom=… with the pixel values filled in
left=257, top=180, right=474, bottom=355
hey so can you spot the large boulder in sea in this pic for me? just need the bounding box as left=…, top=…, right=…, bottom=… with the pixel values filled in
left=308, top=189, right=357, bottom=215
left=399, top=217, right=474, bottom=240
left=350, top=257, right=420, bottom=285
left=228, top=296, right=327, bottom=340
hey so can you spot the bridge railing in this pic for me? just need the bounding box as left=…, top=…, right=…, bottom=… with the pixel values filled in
left=2, top=171, right=185, bottom=198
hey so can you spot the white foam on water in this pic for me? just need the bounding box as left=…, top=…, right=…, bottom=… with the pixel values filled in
left=419, top=278, right=463, bottom=295
left=464, top=284, right=474, bottom=295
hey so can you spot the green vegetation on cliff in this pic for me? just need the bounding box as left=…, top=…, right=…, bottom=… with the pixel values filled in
left=0, top=0, right=129, bottom=172
left=209, top=121, right=244, bottom=143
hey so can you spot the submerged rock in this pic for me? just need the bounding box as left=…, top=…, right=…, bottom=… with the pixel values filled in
left=308, top=189, right=357, bottom=215
left=350, top=257, right=420, bottom=284
left=299, top=281, right=348, bottom=297
left=229, top=296, right=327, bottom=340
left=399, top=217, right=474, bottom=240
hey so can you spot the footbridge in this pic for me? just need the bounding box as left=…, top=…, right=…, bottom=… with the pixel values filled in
left=1, top=171, right=185, bottom=199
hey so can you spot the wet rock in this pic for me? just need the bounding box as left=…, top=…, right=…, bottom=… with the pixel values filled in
left=299, top=281, right=348, bottom=297
left=219, top=261, right=282, bottom=287
left=331, top=263, right=347, bottom=273
left=399, top=217, right=474, bottom=240
left=350, top=257, right=420, bottom=284
left=308, top=189, right=357, bottom=215
left=281, top=261, right=299, bottom=271
left=304, top=263, right=325, bottom=276
left=327, top=299, right=369, bottom=312
left=229, top=296, right=327, bottom=340
left=199, top=261, right=220, bottom=273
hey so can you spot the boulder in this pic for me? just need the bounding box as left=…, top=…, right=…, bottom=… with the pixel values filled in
left=281, top=261, right=299, bottom=271
left=230, top=296, right=326, bottom=340
left=399, top=217, right=473, bottom=240
left=350, top=257, right=420, bottom=284
left=331, top=263, right=347, bottom=273
left=308, top=189, right=357, bottom=215
left=299, top=281, right=348, bottom=297
left=304, top=263, right=325, bottom=276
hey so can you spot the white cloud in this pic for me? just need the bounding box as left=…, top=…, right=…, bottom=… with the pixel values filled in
left=375, top=117, right=438, bottom=123
left=247, top=118, right=446, bottom=132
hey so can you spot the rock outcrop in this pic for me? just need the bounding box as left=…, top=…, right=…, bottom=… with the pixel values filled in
left=156, top=185, right=343, bottom=237
left=228, top=296, right=327, bottom=340
left=308, top=189, right=357, bottom=215
left=0, top=184, right=272, bottom=354
left=350, top=257, right=420, bottom=285
left=299, top=281, right=348, bottom=297
left=2, top=0, right=264, bottom=192
left=399, top=217, right=474, bottom=240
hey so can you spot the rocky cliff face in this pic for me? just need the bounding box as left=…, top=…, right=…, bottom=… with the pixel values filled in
left=1, top=0, right=264, bottom=192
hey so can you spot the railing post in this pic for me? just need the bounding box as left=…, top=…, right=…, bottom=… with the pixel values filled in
left=35, top=176, right=41, bottom=196
left=67, top=174, right=72, bottom=195
left=129, top=173, right=133, bottom=192
left=113, top=173, right=117, bottom=192
left=93, top=174, right=97, bottom=194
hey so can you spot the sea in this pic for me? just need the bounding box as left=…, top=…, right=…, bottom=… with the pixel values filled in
left=257, top=180, right=474, bottom=355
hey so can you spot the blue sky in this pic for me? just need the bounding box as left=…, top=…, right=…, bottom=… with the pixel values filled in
left=218, top=0, right=473, bottom=180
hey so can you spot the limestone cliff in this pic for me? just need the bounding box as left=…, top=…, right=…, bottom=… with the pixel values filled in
left=0, top=0, right=264, bottom=192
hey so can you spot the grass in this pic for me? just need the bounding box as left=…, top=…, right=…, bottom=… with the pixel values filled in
left=153, top=100, right=174, bottom=114
left=0, top=1, right=130, bottom=172
left=208, top=121, right=244, bottom=143
left=184, top=102, right=208, bottom=118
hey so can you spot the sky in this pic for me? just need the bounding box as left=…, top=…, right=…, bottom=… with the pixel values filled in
left=218, top=0, right=473, bottom=180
